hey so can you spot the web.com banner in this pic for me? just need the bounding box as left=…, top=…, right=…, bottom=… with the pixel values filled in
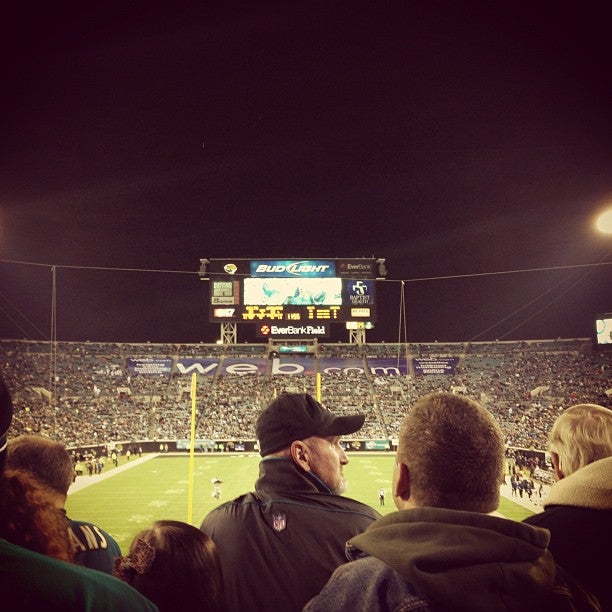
left=175, top=358, right=268, bottom=376
left=127, top=356, right=459, bottom=376
left=319, top=357, right=365, bottom=373
left=174, top=357, right=315, bottom=376
left=367, top=358, right=409, bottom=376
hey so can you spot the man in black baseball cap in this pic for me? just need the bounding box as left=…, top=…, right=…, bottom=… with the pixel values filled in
left=257, top=392, right=365, bottom=455
left=256, top=392, right=365, bottom=494
left=201, top=392, right=379, bottom=612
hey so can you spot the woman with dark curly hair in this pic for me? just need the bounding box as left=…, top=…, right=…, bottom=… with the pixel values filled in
left=114, top=519, right=225, bottom=612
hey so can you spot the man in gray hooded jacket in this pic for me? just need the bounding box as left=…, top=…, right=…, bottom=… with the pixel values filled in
left=304, top=392, right=600, bottom=612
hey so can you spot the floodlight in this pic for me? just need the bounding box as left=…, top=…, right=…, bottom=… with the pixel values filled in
left=198, top=258, right=210, bottom=280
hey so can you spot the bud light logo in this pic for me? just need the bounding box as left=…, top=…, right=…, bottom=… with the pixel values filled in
left=251, top=260, right=335, bottom=277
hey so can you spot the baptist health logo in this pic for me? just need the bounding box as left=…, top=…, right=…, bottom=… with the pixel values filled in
left=349, top=280, right=374, bottom=305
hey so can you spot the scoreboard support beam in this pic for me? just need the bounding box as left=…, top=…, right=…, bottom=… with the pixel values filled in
left=348, top=328, right=366, bottom=345
left=220, top=322, right=237, bottom=345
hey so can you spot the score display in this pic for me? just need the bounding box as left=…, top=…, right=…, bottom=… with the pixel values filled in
left=207, top=258, right=379, bottom=325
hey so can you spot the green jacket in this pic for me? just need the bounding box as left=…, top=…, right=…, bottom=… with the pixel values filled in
left=0, top=538, right=158, bottom=611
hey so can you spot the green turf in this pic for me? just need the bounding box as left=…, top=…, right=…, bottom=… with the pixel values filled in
left=65, top=454, right=535, bottom=552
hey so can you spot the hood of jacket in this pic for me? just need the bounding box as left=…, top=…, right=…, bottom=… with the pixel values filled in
left=347, top=507, right=556, bottom=612
left=546, top=456, right=612, bottom=510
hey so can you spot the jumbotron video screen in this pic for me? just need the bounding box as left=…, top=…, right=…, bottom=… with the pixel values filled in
left=205, top=259, right=381, bottom=333
left=595, top=313, right=612, bottom=346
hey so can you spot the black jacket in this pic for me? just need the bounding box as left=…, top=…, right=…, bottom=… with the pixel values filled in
left=524, top=457, right=612, bottom=611
left=200, top=457, right=380, bottom=612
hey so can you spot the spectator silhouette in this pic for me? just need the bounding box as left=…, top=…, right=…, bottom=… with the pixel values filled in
left=114, top=520, right=225, bottom=612
left=305, top=392, right=600, bottom=611
left=0, top=376, right=158, bottom=611
left=201, top=392, right=380, bottom=611
left=6, top=434, right=122, bottom=574
left=524, top=403, right=612, bottom=611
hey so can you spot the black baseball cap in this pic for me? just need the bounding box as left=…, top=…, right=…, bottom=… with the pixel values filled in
left=0, top=376, right=13, bottom=457
left=256, top=392, right=365, bottom=457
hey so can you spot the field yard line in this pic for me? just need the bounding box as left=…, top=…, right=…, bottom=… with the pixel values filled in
left=68, top=454, right=158, bottom=495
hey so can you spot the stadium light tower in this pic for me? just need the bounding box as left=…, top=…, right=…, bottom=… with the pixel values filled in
left=198, top=259, right=210, bottom=280
left=376, top=258, right=387, bottom=279
left=595, top=207, right=612, bottom=235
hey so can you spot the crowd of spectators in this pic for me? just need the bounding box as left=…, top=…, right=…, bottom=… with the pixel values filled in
left=1, top=338, right=609, bottom=452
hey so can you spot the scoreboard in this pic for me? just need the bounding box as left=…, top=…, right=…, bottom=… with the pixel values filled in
left=206, top=258, right=380, bottom=327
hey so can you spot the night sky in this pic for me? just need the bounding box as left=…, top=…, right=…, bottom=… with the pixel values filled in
left=1, top=2, right=611, bottom=344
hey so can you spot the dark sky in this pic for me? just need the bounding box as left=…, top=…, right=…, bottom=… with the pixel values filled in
left=1, top=2, right=611, bottom=344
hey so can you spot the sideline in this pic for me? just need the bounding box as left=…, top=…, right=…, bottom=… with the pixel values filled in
left=499, top=481, right=547, bottom=514
left=68, top=453, right=158, bottom=495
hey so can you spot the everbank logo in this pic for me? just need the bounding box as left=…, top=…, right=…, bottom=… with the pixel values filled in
left=258, top=324, right=328, bottom=337
left=271, top=325, right=326, bottom=335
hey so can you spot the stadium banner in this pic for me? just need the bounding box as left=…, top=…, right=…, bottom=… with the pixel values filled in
left=206, top=258, right=378, bottom=279
left=176, top=358, right=267, bottom=376
left=176, top=439, right=216, bottom=451
left=270, top=355, right=315, bottom=375
left=127, top=356, right=458, bottom=377
left=336, top=259, right=377, bottom=279
left=126, top=358, right=173, bottom=375
left=365, top=440, right=391, bottom=450
left=221, top=358, right=268, bottom=375
left=413, top=357, right=460, bottom=375
left=319, top=357, right=365, bottom=373
left=251, top=259, right=336, bottom=278
left=367, top=358, right=409, bottom=376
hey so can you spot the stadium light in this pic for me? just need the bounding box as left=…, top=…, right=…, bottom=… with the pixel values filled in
left=595, top=207, right=612, bottom=235
left=198, top=258, right=210, bottom=280
left=376, top=258, right=387, bottom=279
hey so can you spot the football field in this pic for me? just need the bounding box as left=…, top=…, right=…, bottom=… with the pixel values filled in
left=66, top=454, right=535, bottom=552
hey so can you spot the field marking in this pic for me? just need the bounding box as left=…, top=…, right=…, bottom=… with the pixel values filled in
left=68, top=453, right=158, bottom=496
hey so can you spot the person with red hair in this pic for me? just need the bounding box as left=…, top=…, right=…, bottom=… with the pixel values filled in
left=0, top=376, right=158, bottom=611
